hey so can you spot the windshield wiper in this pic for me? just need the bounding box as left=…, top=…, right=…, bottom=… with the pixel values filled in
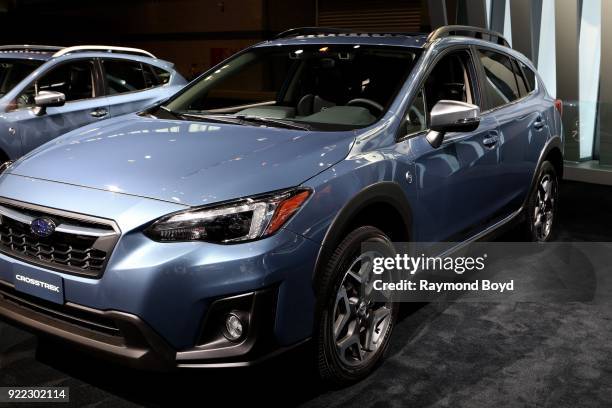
left=175, top=112, right=246, bottom=126
left=170, top=111, right=311, bottom=131
left=233, top=115, right=311, bottom=131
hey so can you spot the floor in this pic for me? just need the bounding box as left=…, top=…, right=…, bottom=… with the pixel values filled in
left=1, top=181, right=612, bottom=408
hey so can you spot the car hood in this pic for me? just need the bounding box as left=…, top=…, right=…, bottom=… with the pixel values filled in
left=8, top=114, right=355, bottom=206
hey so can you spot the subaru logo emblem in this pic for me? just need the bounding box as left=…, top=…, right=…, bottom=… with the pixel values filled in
left=30, top=218, right=56, bottom=238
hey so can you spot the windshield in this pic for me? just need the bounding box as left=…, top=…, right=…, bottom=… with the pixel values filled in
left=162, top=45, right=419, bottom=131
left=0, top=59, right=42, bottom=97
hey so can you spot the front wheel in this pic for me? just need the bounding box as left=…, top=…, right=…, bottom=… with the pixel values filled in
left=315, top=226, right=398, bottom=385
left=524, top=161, right=559, bottom=242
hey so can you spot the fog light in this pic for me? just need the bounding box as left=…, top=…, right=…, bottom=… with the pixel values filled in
left=224, top=313, right=244, bottom=341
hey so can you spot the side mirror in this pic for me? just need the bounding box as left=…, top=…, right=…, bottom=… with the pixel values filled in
left=33, top=91, right=66, bottom=116
left=426, top=100, right=480, bottom=148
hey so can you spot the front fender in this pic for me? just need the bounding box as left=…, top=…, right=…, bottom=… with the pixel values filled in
left=0, top=120, right=21, bottom=160
left=283, top=156, right=416, bottom=286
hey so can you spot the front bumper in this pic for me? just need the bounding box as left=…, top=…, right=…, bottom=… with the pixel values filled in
left=0, top=280, right=305, bottom=369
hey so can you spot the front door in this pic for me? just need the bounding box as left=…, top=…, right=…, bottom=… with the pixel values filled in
left=8, top=59, right=109, bottom=154
left=401, top=48, right=504, bottom=242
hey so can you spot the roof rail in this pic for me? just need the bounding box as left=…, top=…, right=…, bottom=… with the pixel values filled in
left=427, top=25, right=510, bottom=47
left=275, top=27, right=427, bottom=40
left=0, top=45, right=63, bottom=53
left=53, top=46, right=156, bottom=59
left=275, top=27, right=356, bottom=39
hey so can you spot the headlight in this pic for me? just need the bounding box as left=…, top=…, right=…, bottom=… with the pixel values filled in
left=144, top=188, right=311, bottom=243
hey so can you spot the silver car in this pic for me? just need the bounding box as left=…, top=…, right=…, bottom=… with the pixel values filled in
left=0, top=45, right=187, bottom=161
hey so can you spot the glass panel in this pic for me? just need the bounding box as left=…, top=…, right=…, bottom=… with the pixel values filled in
left=151, top=65, right=171, bottom=85
left=479, top=49, right=521, bottom=109
left=519, top=61, right=537, bottom=92
left=17, top=60, right=94, bottom=108
left=0, top=59, right=42, bottom=97
left=405, top=89, right=427, bottom=135
left=164, top=45, right=419, bottom=131
left=513, top=60, right=529, bottom=96
left=103, top=60, right=147, bottom=94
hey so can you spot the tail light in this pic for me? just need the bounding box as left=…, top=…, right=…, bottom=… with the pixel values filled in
left=554, top=99, right=563, bottom=117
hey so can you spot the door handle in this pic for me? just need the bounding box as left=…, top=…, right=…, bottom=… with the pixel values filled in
left=483, top=132, right=499, bottom=148
left=90, top=108, right=109, bottom=118
left=533, top=116, right=545, bottom=130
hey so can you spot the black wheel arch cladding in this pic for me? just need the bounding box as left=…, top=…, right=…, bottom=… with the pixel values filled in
left=312, top=181, right=413, bottom=290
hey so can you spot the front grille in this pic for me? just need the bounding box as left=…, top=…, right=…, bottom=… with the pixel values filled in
left=0, top=200, right=120, bottom=278
left=0, top=218, right=106, bottom=271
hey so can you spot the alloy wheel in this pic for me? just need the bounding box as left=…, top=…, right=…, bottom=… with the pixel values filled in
left=332, top=251, right=392, bottom=367
left=533, top=173, right=556, bottom=241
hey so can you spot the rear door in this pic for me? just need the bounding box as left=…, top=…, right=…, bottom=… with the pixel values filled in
left=9, top=58, right=110, bottom=154
left=476, top=48, right=548, bottom=214
left=100, top=58, right=175, bottom=116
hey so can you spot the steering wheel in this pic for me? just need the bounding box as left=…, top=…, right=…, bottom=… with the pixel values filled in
left=346, top=98, right=384, bottom=116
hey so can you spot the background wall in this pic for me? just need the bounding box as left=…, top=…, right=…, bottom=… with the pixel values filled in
left=0, top=0, right=316, bottom=78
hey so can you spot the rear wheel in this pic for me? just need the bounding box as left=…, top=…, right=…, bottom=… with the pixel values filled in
left=524, top=161, right=559, bottom=242
left=315, top=226, right=398, bottom=385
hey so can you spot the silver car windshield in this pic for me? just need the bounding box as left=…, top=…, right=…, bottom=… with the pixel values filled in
left=164, top=45, right=419, bottom=131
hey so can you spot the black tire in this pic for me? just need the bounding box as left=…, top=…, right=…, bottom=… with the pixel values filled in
left=314, top=226, right=398, bottom=386
left=523, top=161, right=559, bottom=242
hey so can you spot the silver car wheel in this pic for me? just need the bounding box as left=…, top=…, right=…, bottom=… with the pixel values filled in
left=332, top=251, right=392, bottom=367
left=534, top=173, right=556, bottom=241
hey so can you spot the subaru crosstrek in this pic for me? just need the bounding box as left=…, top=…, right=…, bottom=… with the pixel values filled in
left=0, top=44, right=186, bottom=161
left=0, top=26, right=563, bottom=384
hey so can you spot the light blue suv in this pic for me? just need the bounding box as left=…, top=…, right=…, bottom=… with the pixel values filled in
left=0, top=27, right=562, bottom=385
left=0, top=45, right=186, bottom=161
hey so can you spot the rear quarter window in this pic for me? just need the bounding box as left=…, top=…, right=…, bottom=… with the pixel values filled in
left=150, top=65, right=171, bottom=85
left=512, top=59, right=529, bottom=97
left=518, top=61, right=537, bottom=92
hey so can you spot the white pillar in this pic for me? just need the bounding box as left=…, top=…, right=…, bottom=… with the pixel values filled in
left=537, top=0, right=556, bottom=97
left=504, top=0, right=512, bottom=47
left=578, top=0, right=601, bottom=160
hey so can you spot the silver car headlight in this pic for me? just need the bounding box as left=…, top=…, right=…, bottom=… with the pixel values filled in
left=144, top=188, right=311, bottom=243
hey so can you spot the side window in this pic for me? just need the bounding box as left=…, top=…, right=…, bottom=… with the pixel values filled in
left=150, top=65, right=171, bottom=86
left=0, top=60, right=42, bottom=95
left=142, top=65, right=157, bottom=88
left=478, top=49, right=521, bottom=109
left=17, top=60, right=94, bottom=108
left=424, top=51, right=476, bottom=113
left=513, top=60, right=529, bottom=97
left=103, top=60, right=147, bottom=95
left=519, top=61, right=537, bottom=92
left=405, top=89, right=427, bottom=135
left=402, top=50, right=476, bottom=136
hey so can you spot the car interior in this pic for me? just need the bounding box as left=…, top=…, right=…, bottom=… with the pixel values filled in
left=16, top=61, right=94, bottom=108
left=104, top=60, right=156, bottom=94
left=404, top=50, right=474, bottom=135
left=0, top=60, right=42, bottom=97
left=424, top=52, right=474, bottom=110
left=172, top=47, right=418, bottom=129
